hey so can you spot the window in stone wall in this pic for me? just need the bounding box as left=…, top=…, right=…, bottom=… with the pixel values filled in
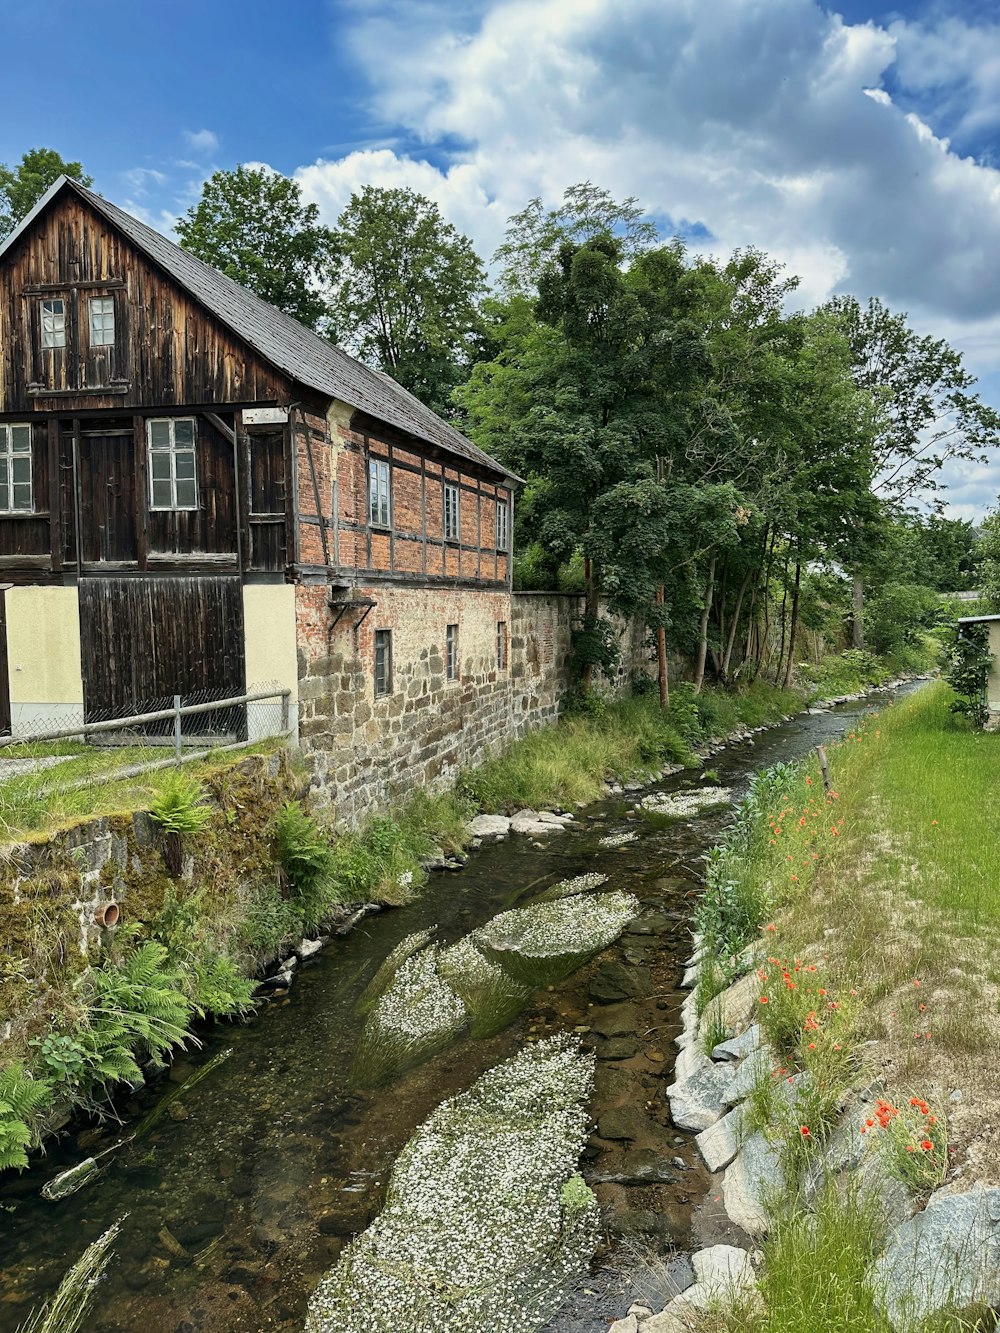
left=369, top=458, right=391, bottom=527
left=446, top=623, right=459, bottom=680
left=496, top=620, right=507, bottom=670
left=444, top=482, right=460, bottom=542
left=374, top=628, right=393, bottom=696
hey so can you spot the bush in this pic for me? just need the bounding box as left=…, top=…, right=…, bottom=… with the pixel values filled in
left=0, top=1062, right=52, bottom=1170
left=274, top=801, right=340, bottom=930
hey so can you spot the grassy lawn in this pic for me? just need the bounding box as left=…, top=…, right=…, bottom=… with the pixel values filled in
left=699, top=681, right=1000, bottom=1333
left=0, top=739, right=286, bottom=841
left=459, top=680, right=803, bottom=812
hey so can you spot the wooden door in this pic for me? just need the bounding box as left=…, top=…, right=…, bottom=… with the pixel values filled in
left=78, top=428, right=138, bottom=563
left=78, top=576, right=246, bottom=732
left=247, top=428, right=287, bottom=570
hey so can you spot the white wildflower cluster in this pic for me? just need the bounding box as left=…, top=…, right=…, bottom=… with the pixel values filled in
left=306, top=1037, right=600, bottom=1333
left=640, top=786, right=733, bottom=817
left=473, top=891, right=639, bottom=985
left=598, top=831, right=638, bottom=848
left=357, top=928, right=437, bottom=1015
left=353, top=949, right=467, bottom=1087
left=528, top=871, right=609, bottom=905
left=438, top=937, right=532, bottom=1038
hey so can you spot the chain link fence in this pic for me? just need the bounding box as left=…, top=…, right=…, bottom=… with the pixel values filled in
left=0, top=682, right=294, bottom=834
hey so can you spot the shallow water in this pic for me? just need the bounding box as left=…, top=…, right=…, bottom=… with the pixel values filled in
left=0, top=689, right=914, bottom=1332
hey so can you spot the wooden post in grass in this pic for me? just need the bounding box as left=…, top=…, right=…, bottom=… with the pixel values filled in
left=816, top=745, right=831, bottom=795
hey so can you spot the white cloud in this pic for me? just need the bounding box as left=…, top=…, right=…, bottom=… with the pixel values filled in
left=289, top=0, right=1000, bottom=514
left=182, top=128, right=220, bottom=155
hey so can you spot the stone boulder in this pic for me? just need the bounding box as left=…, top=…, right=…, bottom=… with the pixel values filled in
left=870, top=1185, right=1000, bottom=1329
left=712, top=1023, right=762, bottom=1062
left=467, top=813, right=511, bottom=842
left=722, top=1131, right=785, bottom=1235
left=696, top=1104, right=746, bottom=1174
left=589, top=960, right=651, bottom=1004
left=698, top=973, right=759, bottom=1045
left=667, top=1055, right=736, bottom=1132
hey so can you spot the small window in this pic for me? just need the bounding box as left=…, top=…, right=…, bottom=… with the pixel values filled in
left=444, top=483, right=460, bottom=542
left=496, top=499, right=509, bottom=550
left=147, top=417, right=199, bottom=510
left=41, top=299, right=66, bottom=350
left=89, top=296, right=116, bottom=347
left=374, top=628, right=393, bottom=696
left=446, top=623, right=459, bottom=681
left=0, top=424, right=33, bottom=512
left=496, top=620, right=507, bottom=670
left=369, top=458, right=390, bottom=527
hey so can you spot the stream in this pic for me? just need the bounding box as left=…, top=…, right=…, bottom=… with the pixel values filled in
left=0, top=689, right=910, bottom=1332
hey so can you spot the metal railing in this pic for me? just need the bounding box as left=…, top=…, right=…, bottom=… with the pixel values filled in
left=0, top=685, right=294, bottom=795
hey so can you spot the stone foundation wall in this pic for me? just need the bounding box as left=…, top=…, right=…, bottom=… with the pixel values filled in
left=295, top=586, right=651, bottom=825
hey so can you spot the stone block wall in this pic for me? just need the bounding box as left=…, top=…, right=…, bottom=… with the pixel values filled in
left=295, top=585, right=652, bottom=825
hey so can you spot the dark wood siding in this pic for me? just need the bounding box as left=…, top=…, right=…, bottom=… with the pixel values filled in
left=78, top=425, right=138, bottom=564
left=78, top=576, right=246, bottom=724
left=0, top=194, right=292, bottom=414
left=146, top=416, right=239, bottom=560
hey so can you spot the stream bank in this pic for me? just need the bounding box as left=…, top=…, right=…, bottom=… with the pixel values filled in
left=0, top=688, right=907, bottom=1332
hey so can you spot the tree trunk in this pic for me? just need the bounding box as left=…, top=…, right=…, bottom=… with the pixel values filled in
left=775, top=546, right=791, bottom=684
left=782, top=555, right=802, bottom=690
left=693, top=554, right=717, bottom=696
left=722, top=568, right=752, bottom=681
left=851, top=574, right=865, bottom=650
left=760, top=529, right=777, bottom=675
left=656, top=585, right=669, bottom=708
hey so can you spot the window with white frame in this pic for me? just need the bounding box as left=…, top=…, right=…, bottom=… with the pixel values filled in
left=147, top=418, right=198, bottom=510
left=374, top=628, right=393, bottom=696
left=444, top=482, right=460, bottom=542
left=89, top=296, right=116, bottom=347
left=495, top=498, right=509, bottom=550
left=0, top=424, right=33, bottom=512
left=369, top=458, right=390, bottom=527
left=446, top=623, right=459, bottom=681
left=41, top=299, right=66, bottom=350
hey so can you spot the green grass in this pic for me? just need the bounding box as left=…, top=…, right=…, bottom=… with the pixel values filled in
left=835, top=682, right=1000, bottom=924
left=459, top=682, right=803, bottom=813
left=0, top=740, right=285, bottom=841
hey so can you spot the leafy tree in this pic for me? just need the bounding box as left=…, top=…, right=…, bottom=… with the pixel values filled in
left=176, top=165, right=332, bottom=329
left=824, top=295, right=1000, bottom=643
left=495, top=181, right=659, bottom=295
left=0, top=148, right=92, bottom=237
left=327, top=186, right=486, bottom=413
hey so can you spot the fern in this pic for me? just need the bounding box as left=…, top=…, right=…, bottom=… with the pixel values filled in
left=0, top=1063, right=52, bottom=1171
left=91, top=942, right=194, bottom=1069
left=274, top=801, right=338, bottom=929
left=149, top=773, right=212, bottom=834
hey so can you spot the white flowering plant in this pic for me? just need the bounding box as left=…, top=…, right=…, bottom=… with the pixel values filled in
left=307, top=1037, right=600, bottom=1333
left=437, top=937, right=532, bottom=1038
left=352, top=949, right=467, bottom=1087
left=473, top=891, right=639, bottom=986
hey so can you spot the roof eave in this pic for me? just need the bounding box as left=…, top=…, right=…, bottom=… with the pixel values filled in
left=0, top=174, right=74, bottom=263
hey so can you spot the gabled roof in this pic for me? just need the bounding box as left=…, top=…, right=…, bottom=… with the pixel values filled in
left=0, top=176, right=515, bottom=481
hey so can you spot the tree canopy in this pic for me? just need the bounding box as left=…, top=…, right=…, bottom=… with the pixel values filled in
left=0, top=148, right=92, bottom=238
left=327, top=186, right=487, bottom=414
left=175, top=165, right=333, bottom=330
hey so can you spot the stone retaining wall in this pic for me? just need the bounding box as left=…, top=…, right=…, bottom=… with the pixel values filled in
left=296, top=588, right=651, bottom=825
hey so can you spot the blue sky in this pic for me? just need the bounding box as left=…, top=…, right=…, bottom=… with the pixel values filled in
left=3, top=0, right=1000, bottom=519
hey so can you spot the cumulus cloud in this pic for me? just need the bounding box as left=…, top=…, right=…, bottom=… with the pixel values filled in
left=289, top=0, right=1000, bottom=514
left=182, top=128, right=220, bottom=155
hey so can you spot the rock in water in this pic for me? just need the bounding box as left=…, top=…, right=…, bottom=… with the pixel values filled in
left=305, top=1037, right=599, bottom=1333
left=588, top=959, right=651, bottom=1003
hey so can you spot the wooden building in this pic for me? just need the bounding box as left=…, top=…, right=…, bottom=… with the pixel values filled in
left=0, top=175, right=515, bottom=766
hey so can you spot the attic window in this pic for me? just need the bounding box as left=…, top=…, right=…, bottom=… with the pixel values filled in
left=41, top=299, right=66, bottom=350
